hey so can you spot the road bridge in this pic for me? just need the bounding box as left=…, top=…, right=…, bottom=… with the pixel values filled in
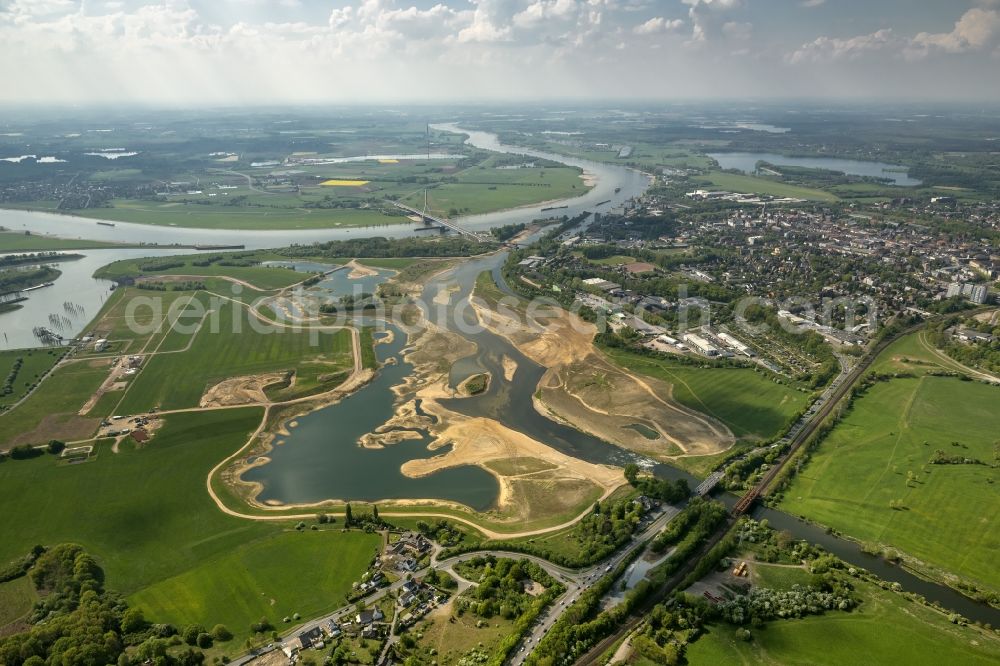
left=392, top=201, right=491, bottom=242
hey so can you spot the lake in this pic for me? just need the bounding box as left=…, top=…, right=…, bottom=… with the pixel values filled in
left=709, top=152, right=921, bottom=186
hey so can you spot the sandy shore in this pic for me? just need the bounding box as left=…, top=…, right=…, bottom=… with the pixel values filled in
left=345, top=259, right=379, bottom=279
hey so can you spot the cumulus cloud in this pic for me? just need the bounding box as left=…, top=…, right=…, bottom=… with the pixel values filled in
left=906, top=7, right=1000, bottom=58
left=682, top=0, right=744, bottom=43
left=722, top=20, right=751, bottom=40
left=632, top=16, right=684, bottom=35
left=787, top=28, right=896, bottom=64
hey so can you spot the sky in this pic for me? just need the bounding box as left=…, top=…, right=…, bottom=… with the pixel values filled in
left=1, top=0, right=999, bottom=106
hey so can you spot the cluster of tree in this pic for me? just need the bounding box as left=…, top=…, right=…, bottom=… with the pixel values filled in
left=2, top=440, right=63, bottom=461
left=343, top=503, right=383, bottom=530
left=527, top=542, right=655, bottom=666
left=627, top=598, right=718, bottom=666
left=136, top=281, right=206, bottom=292
left=137, top=259, right=186, bottom=272
left=439, top=498, right=643, bottom=568
left=318, top=292, right=379, bottom=314
left=0, top=545, right=45, bottom=584
left=490, top=222, right=526, bottom=241
left=0, top=252, right=82, bottom=269
left=736, top=519, right=822, bottom=565
left=0, top=266, right=60, bottom=293
left=454, top=557, right=561, bottom=621
left=650, top=498, right=728, bottom=554
left=189, top=254, right=258, bottom=268
left=718, top=583, right=856, bottom=625
left=929, top=448, right=987, bottom=466
left=623, top=463, right=690, bottom=503
left=415, top=519, right=466, bottom=547
left=2, top=355, right=25, bottom=397
left=278, top=236, right=493, bottom=260
left=421, top=567, right=458, bottom=591
left=0, top=543, right=214, bottom=666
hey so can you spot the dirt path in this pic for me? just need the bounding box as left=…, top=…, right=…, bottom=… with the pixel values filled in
left=158, top=274, right=270, bottom=292
left=918, top=331, right=1000, bottom=384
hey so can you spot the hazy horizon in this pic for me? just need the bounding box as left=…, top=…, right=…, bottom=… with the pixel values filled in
left=2, top=0, right=1000, bottom=106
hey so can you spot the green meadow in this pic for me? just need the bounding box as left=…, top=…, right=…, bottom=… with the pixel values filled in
left=0, top=576, right=36, bottom=629
left=402, top=164, right=587, bottom=217
left=116, top=296, right=353, bottom=412
left=0, top=347, right=64, bottom=410
left=129, top=529, right=378, bottom=644
left=781, top=376, right=1000, bottom=593
left=603, top=348, right=809, bottom=441
left=696, top=171, right=839, bottom=202
left=0, top=408, right=376, bottom=647
left=71, top=200, right=404, bottom=231
left=95, top=252, right=308, bottom=291
left=0, top=358, right=109, bottom=445
left=686, top=576, right=1000, bottom=666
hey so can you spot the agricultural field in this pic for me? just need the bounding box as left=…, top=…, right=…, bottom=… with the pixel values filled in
left=528, top=140, right=715, bottom=172
left=0, top=408, right=375, bottom=649
left=693, top=171, right=839, bottom=202
left=129, top=529, right=378, bottom=645
left=603, top=348, right=809, bottom=441
left=0, top=347, right=64, bottom=410
left=71, top=199, right=403, bottom=230
left=82, top=287, right=206, bottom=356
left=116, top=295, right=354, bottom=412
left=399, top=161, right=588, bottom=218
left=686, top=576, right=1000, bottom=666
left=780, top=376, right=1000, bottom=593
left=0, top=357, right=110, bottom=445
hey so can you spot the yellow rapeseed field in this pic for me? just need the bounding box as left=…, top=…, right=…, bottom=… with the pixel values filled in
left=320, top=179, right=370, bottom=187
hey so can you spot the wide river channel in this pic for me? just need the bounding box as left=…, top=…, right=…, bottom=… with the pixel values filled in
left=0, top=127, right=995, bottom=623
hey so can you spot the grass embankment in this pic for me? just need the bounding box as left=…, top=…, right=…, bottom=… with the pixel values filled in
left=780, top=375, right=1000, bottom=594
left=70, top=200, right=403, bottom=231
left=117, top=294, right=353, bottom=412
left=686, top=574, right=1000, bottom=665
left=359, top=326, right=378, bottom=370
left=0, top=232, right=139, bottom=252
left=0, top=408, right=376, bottom=648
left=603, top=348, right=809, bottom=441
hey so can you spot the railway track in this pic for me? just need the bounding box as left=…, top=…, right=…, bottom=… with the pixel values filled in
left=572, top=320, right=925, bottom=666
left=732, top=321, right=924, bottom=514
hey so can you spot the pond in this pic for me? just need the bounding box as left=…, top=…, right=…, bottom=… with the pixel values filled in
left=241, top=321, right=501, bottom=511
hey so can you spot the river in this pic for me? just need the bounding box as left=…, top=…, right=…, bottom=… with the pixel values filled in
left=0, top=126, right=994, bottom=623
